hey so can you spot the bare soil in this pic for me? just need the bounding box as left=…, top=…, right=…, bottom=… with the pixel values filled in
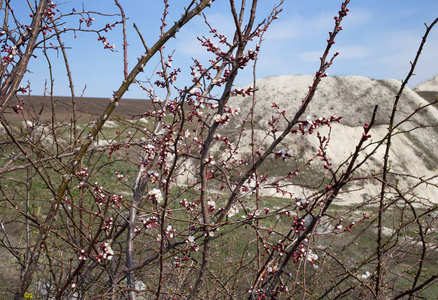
left=6, top=95, right=154, bottom=122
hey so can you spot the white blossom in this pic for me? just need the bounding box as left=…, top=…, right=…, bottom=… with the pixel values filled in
left=148, top=188, right=163, bottom=203
left=228, top=205, right=239, bottom=217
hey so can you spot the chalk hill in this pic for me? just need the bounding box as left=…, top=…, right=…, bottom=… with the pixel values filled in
left=227, top=75, right=438, bottom=204
left=415, top=74, right=438, bottom=92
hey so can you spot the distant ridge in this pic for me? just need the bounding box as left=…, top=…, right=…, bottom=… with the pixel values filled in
left=414, top=74, right=438, bottom=92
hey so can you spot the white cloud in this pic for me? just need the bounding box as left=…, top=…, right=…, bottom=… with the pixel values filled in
left=265, top=12, right=333, bottom=41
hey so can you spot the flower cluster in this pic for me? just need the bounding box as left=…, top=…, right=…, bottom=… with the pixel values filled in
left=109, top=194, right=123, bottom=209
left=204, top=156, right=216, bottom=165
left=292, top=215, right=306, bottom=233
left=93, top=182, right=106, bottom=204
left=247, top=209, right=261, bottom=219
left=79, top=17, right=94, bottom=27
left=158, top=0, right=170, bottom=32
left=267, top=116, right=280, bottom=134
left=362, top=123, right=372, bottom=140
left=45, top=1, right=57, bottom=20
left=173, top=254, right=190, bottom=268
left=231, top=86, right=254, bottom=97
left=2, top=43, right=17, bottom=64
left=338, top=5, right=350, bottom=18
left=165, top=225, right=176, bottom=239
left=209, top=28, right=229, bottom=45
left=334, top=218, right=343, bottom=230
left=136, top=215, right=159, bottom=233
left=184, top=235, right=199, bottom=252
left=155, top=65, right=181, bottom=88
left=76, top=167, right=88, bottom=178
left=180, top=198, right=199, bottom=213
left=104, top=217, right=113, bottom=232
left=227, top=205, right=239, bottom=218
left=296, top=199, right=310, bottom=211
left=225, top=105, right=240, bottom=116
left=269, top=240, right=285, bottom=256
left=213, top=105, right=240, bottom=126
left=108, top=144, right=120, bottom=158
left=207, top=199, right=216, bottom=212
left=306, top=249, right=319, bottom=268
left=266, top=265, right=279, bottom=274
left=182, top=129, right=191, bottom=138
left=77, top=181, right=86, bottom=190
left=274, top=149, right=293, bottom=161
left=78, top=249, right=87, bottom=261
left=103, top=21, right=121, bottom=32
left=12, top=104, right=23, bottom=114
left=190, top=60, right=211, bottom=89
left=199, top=37, right=224, bottom=56
left=291, top=244, right=308, bottom=263
left=292, top=115, right=342, bottom=135
left=97, top=242, right=114, bottom=261
left=142, top=144, right=155, bottom=156
left=147, top=171, right=159, bottom=184
left=148, top=188, right=163, bottom=204
left=236, top=47, right=260, bottom=69
left=115, top=171, right=124, bottom=180
left=97, top=35, right=115, bottom=50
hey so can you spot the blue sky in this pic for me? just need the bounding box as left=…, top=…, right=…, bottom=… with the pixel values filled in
left=21, top=0, right=438, bottom=99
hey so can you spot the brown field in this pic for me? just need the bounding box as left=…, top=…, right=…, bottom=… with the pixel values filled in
left=6, top=95, right=155, bottom=122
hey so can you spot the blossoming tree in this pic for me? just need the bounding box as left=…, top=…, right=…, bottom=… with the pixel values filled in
left=0, top=0, right=437, bottom=299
